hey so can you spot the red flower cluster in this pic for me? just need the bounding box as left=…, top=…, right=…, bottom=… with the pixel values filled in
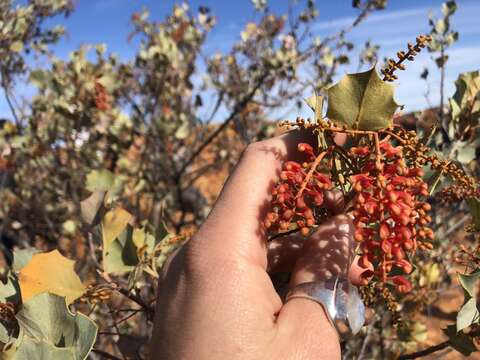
left=351, top=141, right=433, bottom=293
left=94, top=82, right=111, bottom=111
left=264, top=143, right=332, bottom=236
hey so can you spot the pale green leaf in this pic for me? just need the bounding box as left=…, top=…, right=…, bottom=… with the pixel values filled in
left=326, top=67, right=399, bottom=130
left=434, top=19, right=447, bottom=34
left=4, top=337, right=76, bottom=360
left=103, top=226, right=139, bottom=274
left=29, top=70, right=46, bottom=89
left=14, top=293, right=97, bottom=360
left=62, top=220, right=76, bottom=235
left=132, top=227, right=156, bottom=254
left=457, top=298, right=479, bottom=332
left=86, top=169, right=115, bottom=192
left=458, top=270, right=480, bottom=297
left=457, top=146, right=476, bottom=164
left=175, top=121, right=190, bottom=140
left=97, top=74, right=116, bottom=92
left=102, top=207, right=133, bottom=250
left=0, top=323, right=9, bottom=344
left=411, top=322, right=428, bottom=343
left=0, top=272, right=20, bottom=305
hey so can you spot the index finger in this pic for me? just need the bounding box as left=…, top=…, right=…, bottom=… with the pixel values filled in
left=191, top=129, right=316, bottom=270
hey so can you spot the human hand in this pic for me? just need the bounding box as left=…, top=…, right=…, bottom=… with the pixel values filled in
left=150, top=130, right=366, bottom=360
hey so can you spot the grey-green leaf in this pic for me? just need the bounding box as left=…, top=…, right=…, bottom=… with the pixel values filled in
left=15, top=293, right=97, bottom=360
left=103, top=226, right=139, bottom=274
left=4, top=336, right=76, bottom=360
left=458, top=270, right=480, bottom=297
left=0, top=272, right=21, bottom=304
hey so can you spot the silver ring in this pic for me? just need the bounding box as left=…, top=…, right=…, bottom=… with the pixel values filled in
left=285, top=278, right=365, bottom=337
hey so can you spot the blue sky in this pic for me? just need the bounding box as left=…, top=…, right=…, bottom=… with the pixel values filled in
left=2, top=0, right=480, bottom=120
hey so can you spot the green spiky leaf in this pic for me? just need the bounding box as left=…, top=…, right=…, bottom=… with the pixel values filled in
left=326, top=67, right=399, bottom=130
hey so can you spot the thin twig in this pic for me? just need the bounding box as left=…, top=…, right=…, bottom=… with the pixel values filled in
left=444, top=214, right=469, bottom=237
left=357, top=316, right=377, bottom=360
left=98, top=270, right=155, bottom=319
left=296, top=150, right=329, bottom=199
left=397, top=340, right=450, bottom=360
left=0, top=73, right=21, bottom=127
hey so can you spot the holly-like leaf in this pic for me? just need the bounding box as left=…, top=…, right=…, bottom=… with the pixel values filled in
left=12, top=293, right=97, bottom=360
left=102, top=207, right=133, bottom=250
left=326, top=67, right=399, bottom=130
left=18, top=250, right=85, bottom=305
